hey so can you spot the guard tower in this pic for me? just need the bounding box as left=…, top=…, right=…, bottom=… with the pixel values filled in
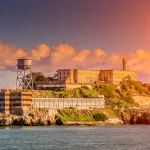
left=122, top=58, right=127, bottom=71
left=16, top=57, right=33, bottom=90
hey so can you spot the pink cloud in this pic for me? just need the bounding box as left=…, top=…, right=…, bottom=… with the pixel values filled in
left=0, top=41, right=150, bottom=83
left=27, top=44, right=50, bottom=61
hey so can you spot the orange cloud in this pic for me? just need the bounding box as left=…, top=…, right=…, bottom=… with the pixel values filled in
left=0, top=42, right=26, bottom=69
left=28, top=44, right=50, bottom=61
left=50, top=43, right=76, bottom=65
left=0, top=41, right=150, bottom=83
left=73, top=49, right=90, bottom=65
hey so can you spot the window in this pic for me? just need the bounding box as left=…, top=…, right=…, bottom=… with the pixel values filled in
left=13, top=103, right=21, bottom=106
left=22, top=94, right=32, bottom=96
left=22, top=99, right=32, bottom=101
left=10, top=98, right=21, bottom=101
left=22, top=104, right=31, bottom=106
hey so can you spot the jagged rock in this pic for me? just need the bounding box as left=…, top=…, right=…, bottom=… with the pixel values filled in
left=0, top=109, right=61, bottom=126
left=11, top=117, right=25, bottom=126
left=55, top=115, right=63, bottom=125
left=0, top=117, right=6, bottom=126
left=25, top=116, right=33, bottom=126
left=129, top=115, right=136, bottom=124
left=135, top=113, right=150, bottom=124
left=120, top=112, right=131, bottom=124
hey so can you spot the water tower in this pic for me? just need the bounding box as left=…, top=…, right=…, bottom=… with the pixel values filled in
left=16, top=57, right=33, bottom=90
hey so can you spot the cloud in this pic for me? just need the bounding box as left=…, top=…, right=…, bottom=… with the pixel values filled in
left=49, top=43, right=76, bottom=66
left=27, top=44, right=50, bottom=61
left=0, top=42, right=26, bottom=69
left=0, top=41, right=150, bottom=84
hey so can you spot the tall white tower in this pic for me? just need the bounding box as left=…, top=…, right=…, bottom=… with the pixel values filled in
left=16, top=57, right=33, bottom=90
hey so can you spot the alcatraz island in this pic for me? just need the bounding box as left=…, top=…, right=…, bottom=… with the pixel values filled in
left=0, top=57, right=150, bottom=126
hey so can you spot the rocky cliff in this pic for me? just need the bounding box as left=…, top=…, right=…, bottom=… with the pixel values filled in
left=0, top=109, right=63, bottom=126
left=120, top=109, right=150, bottom=125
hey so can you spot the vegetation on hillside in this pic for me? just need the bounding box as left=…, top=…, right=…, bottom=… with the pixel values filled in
left=32, top=77, right=149, bottom=109
left=31, top=72, right=150, bottom=108
left=57, top=109, right=109, bottom=122
left=29, top=73, right=150, bottom=123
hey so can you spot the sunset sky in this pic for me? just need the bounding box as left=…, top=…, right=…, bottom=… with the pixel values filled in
left=0, top=0, right=150, bottom=88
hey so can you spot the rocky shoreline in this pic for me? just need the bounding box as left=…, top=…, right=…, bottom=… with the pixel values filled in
left=1, top=109, right=150, bottom=126
left=0, top=115, right=123, bottom=126
left=0, top=115, right=63, bottom=126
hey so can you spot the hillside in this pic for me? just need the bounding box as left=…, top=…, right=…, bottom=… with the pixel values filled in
left=32, top=79, right=150, bottom=109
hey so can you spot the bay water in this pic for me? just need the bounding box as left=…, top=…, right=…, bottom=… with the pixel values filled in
left=0, top=125, right=150, bottom=150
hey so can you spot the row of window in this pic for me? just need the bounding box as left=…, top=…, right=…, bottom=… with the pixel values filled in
left=0, top=98, right=32, bottom=101
left=10, top=98, right=31, bottom=101
left=22, top=94, right=32, bottom=96
left=101, top=76, right=112, bottom=81
left=22, top=104, right=31, bottom=106
left=101, top=74, right=135, bottom=80
left=0, top=103, right=31, bottom=106
left=0, top=103, right=21, bottom=106
left=9, top=94, right=21, bottom=96
left=101, top=72, right=112, bottom=76
left=59, top=76, right=66, bottom=80
left=59, top=72, right=70, bottom=75
left=0, top=94, right=32, bottom=97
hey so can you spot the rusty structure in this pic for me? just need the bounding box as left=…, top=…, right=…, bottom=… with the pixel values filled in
left=16, top=57, right=33, bottom=90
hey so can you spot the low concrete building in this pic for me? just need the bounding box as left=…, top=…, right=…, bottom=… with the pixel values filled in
left=0, top=89, right=32, bottom=115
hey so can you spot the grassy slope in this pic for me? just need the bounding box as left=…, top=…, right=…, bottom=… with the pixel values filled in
left=57, top=109, right=110, bottom=122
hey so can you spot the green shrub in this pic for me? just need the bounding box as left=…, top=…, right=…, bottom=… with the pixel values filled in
left=93, top=112, right=108, bottom=121
left=28, top=113, right=34, bottom=118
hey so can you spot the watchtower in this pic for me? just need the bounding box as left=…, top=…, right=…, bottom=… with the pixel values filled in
left=16, top=57, right=33, bottom=90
